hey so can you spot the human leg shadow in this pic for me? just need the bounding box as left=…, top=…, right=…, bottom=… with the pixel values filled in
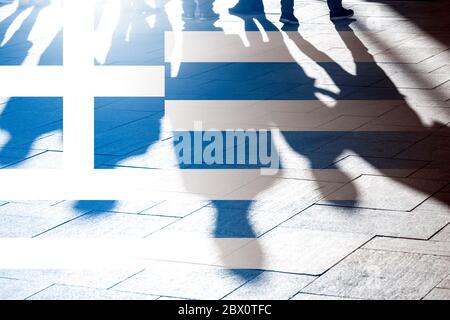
left=0, top=0, right=50, bottom=65
left=0, top=2, right=61, bottom=168
left=284, top=18, right=450, bottom=208
left=78, top=1, right=171, bottom=211
left=165, top=11, right=297, bottom=280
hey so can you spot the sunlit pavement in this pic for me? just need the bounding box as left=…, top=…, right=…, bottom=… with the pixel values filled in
left=0, top=0, right=449, bottom=300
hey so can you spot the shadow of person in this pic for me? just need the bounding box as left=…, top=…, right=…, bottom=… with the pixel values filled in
left=0, top=0, right=62, bottom=168
left=0, top=0, right=50, bottom=65
left=168, top=11, right=450, bottom=280
left=371, top=0, right=450, bottom=47
left=283, top=18, right=450, bottom=207
left=165, top=9, right=294, bottom=280
left=78, top=1, right=171, bottom=212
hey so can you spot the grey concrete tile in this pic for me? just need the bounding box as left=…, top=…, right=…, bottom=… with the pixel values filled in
left=303, top=249, right=450, bottom=299
left=363, top=237, right=450, bottom=257
left=0, top=149, right=47, bottom=168
left=313, top=137, right=413, bottom=158
left=316, top=116, right=373, bottom=131
left=223, top=272, right=316, bottom=300
left=374, top=47, right=445, bottom=64
left=432, top=224, right=450, bottom=242
left=282, top=205, right=450, bottom=239
left=225, top=178, right=343, bottom=217
left=291, top=293, right=355, bottom=300
left=39, top=212, right=177, bottom=238
left=332, top=155, right=428, bottom=178
left=0, top=278, right=50, bottom=300
left=438, top=276, right=450, bottom=289
left=369, top=105, right=450, bottom=127
left=164, top=203, right=302, bottom=238
left=6, top=200, right=62, bottom=206
left=423, top=288, right=450, bottom=300
left=27, top=284, right=159, bottom=300
left=430, top=65, right=450, bottom=75
left=141, top=198, right=209, bottom=217
left=113, top=262, right=260, bottom=300
left=372, top=72, right=450, bottom=89
left=6, top=150, right=63, bottom=169
left=320, top=175, right=446, bottom=211
left=0, top=202, right=87, bottom=237
left=222, top=228, right=371, bottom=275
left=0, top=269, right=141, bottom=289
left=410, top=162, right=450, bottom=181
left=413, top=193, right=450, bottom=216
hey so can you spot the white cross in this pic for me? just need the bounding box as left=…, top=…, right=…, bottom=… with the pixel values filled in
left=0, top=1, right=168, bottom=200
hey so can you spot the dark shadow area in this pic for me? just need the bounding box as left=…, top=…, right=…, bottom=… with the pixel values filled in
left=284, top=18, right=450, bottom=207
left=91, top=1, right=170, bottom=211
left=167, top=2, right=450, bottom=277
left=370, top=0, right=450, bottom=47
left=166, top=6, right=286, bottom=281
left=0, top=0, right=62, bottom=168
left=0, top=0, right=448, bottom=282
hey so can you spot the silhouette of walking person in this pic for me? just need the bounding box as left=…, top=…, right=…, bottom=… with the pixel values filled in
left=182, top=0, right=218, bottom=21
left=281, top=19, right=450, bottom=207
left=229, top=0, right=354, bottom=25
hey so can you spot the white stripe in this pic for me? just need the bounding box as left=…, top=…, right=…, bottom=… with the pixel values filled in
left=0, top=238, right=252, bottom=269
left=0, top=168, right=355, bottom=200
left=0, top=66, right=65, bottom=96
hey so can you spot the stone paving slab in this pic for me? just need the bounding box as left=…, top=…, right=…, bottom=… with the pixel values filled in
left=0, top=277, right=50, bottom=300
left=320, top=175, right=446, bottom=211
left=290, top=293, right=356, bottom=300
left=331, top=155, right=428, bottom=179
left=0, top=268, right=143, bottom=289
left=223, top=271, right=316, bottom=300
left=412, top=193, right=450, bottom=215
left=0, top=0, right=450, bottom=300
left=281, top=205, right=450, bottom=239
left=438, top=276, right=450, bottom=289
left=113, top=262, right=261, bottom=300
left=221, top=228, right=371, bottom=274
left=423, top=288, right=450, bottom=300
left=302, top=249, right=450, bottom=300
left=141, top=199, right=210, bottom=218
left=363, top=237, right=450, bottom=257
left=432, top=224, right=450, bottom=242
left=8, top=150, right=63, bottom=169
left=27, top=284, right=159, bottom=300
left=38, top=212, right=177, bottom=238
left=0, top=202, right=86, bottom=237
left=57, top=200, right=164, bottom=215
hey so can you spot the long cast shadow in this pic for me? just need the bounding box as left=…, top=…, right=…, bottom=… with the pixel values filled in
left=284, top=19, right=450, bottom=207
left=85, top=0, right=171, bottom=212
left=0, top=0, right=62, bottom=168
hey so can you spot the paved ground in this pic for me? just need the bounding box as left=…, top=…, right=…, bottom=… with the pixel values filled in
left=0, top=0, right=449, bottom=300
